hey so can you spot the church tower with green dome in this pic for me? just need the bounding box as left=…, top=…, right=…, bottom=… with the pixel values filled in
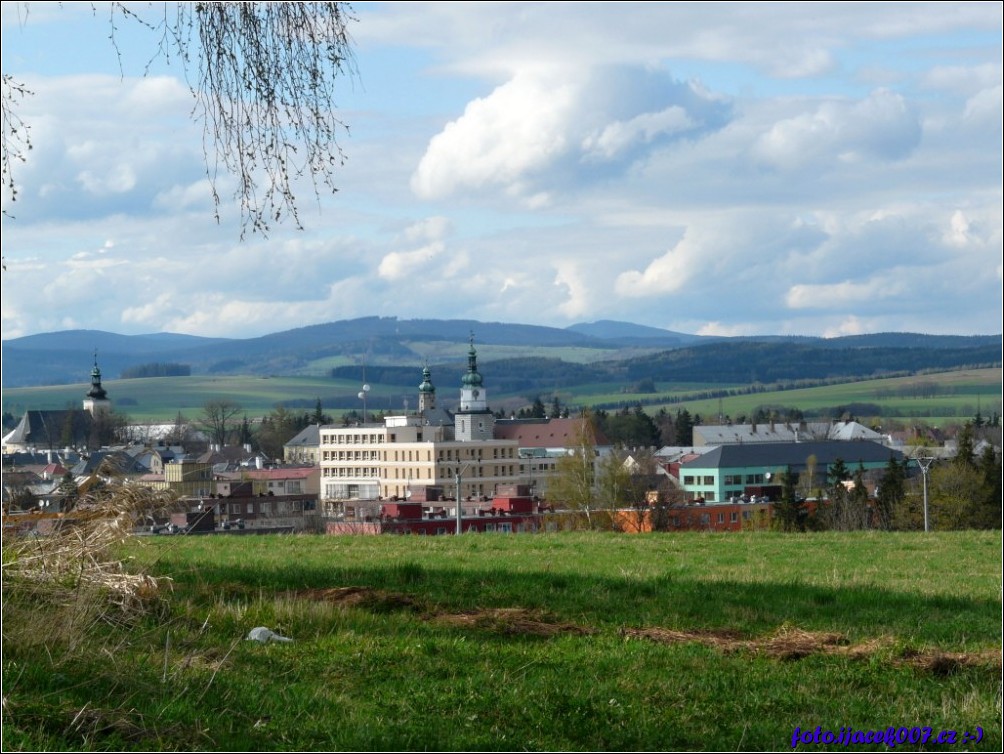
left=455, top=333, right=495, bottom=441
left=418, top=364, right=436, bottom=413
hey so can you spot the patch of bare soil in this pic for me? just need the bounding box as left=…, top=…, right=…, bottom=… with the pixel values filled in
left=433, top=608, right=596, bottom=637
left=623, top=625, right=1001, bottom=673
left=294, top=589, right=592, bottom=637
left=295, top=586, right=420, bottom=611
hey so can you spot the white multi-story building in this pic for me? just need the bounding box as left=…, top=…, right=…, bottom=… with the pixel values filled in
left=319, top=338, right=522, bottom=509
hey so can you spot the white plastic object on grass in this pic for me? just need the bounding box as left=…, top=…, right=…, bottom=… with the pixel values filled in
left=246, top=626, right=293, bottom=643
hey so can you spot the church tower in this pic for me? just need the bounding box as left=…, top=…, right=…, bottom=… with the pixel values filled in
left=418, top=364, right=436, bottom=413
left=82, top=352, right=112, bottom=416
left=455, top=334, right=494, bottom=441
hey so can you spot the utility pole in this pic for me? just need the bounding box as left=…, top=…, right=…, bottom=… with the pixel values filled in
left=915, top=456, right=935, bottom=532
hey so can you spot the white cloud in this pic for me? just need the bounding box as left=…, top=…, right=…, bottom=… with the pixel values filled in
left=943, top=210, right=973, bottom=248
left=2, top=3, right=1001, bottom=342
left=378, top=217, right=453, bottom=281
left=823, top=316, right=871, bottom=338
left=552, top=261, right=591, bottom=319
left=924, top=63, right=1002, bottom=95
left=614, top=234, right=700, bottom=297
left=963, top=85, right=1003, bottom=125
left=582, top=106, right=694, bottom=160
left=378, top=241, right=446, bottom=281
left=411, top=69, right=578, bottom=201
left=411, top=65, right=729, bottom=203
left=785, top=278, right=905, bottom=310
left=696, top=321, right=759, bottom=337
left=752, top=89, right=920, bottom=171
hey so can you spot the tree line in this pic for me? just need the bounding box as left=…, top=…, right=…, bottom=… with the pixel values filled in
left=542, top=412, right=1001, bottom=533
left=120, top=363, right=192, bottom=379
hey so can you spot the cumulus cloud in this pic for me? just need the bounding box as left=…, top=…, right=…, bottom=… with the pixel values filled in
left=412, top=64, right=730, bottom=203
left=752, top=89, right=921, bottom=171
left=378, top=241, right=446, bottom=281
left=3, top=4, right=1001, bottom=340
left=614, top=233, right=702, bottom=297
left=963, top=85, right=1003, bottom=125
left=924, top=63, right=1002, bottom=95
left=582, top=106, right=694, bottom=161
left=615, top=214, right=827, bottom=299
left=786, top=278, right=906, bottom=310
left=823, top=316, right=872, bottom=338
left=8, top=74, right=206, bottom=222
left=378, top=217, right=453, bottom=281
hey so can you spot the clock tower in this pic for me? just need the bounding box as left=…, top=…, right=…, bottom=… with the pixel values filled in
left=455, top=334, right=494, bottom=441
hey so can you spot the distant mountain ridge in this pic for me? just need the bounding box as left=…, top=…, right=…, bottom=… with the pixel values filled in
left=2, top=317, right=1000, bottom=388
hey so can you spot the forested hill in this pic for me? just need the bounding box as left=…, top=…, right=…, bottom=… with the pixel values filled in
left=617, top=341, right=1002, bottom=384
left=3, top=316, right=1000, bottom=388
left=331, top=341, right=1001, bottom=395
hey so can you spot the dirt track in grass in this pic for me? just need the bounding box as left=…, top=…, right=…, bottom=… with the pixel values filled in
left=296, top=586, right=1000, bottom=673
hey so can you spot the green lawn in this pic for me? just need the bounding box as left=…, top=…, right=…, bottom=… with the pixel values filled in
left=3, top=530, right=1000, bottom=751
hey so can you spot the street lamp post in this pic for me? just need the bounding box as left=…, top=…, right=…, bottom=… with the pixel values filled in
left=455, top=462, right=471, bottom=535
left=915, top=456, right=935, bottom=532
left=357, top=383, right=370, bottom=423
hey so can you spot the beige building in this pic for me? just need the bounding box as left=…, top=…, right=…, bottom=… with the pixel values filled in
left=284, top=425, right=321, bottom=464
left=319, top=340, right=522, bottom=508
left=153, top=459, right=215, bottom=497
left=215, top=466, right=320, bottom=497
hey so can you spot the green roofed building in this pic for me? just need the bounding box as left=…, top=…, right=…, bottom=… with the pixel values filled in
left=678, top=440, right=904, bottom=503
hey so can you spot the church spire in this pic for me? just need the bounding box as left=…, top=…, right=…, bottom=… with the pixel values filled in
left=418, top=363, right=436, bottom=412
left=83, top=350, right=111, bottom=415
left=86, top=350, right=107, bottom=401
left=461, top=331, right=483, bottom=388
left=455, top=332, right=493, bottom=441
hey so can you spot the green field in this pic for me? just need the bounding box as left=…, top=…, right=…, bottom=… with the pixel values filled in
left=592, top=368, right=1001, bottom=426
left=3, top=531, right=1000, bottom=751
left=3, top=367, right=1000, bottom=425
left=1, top=375, right=401, bottom=423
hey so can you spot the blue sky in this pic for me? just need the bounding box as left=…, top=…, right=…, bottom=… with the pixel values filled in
left=2, top=1, right=1001, bottom=340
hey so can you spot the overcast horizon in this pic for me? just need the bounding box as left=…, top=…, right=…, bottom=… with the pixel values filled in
left=2, top=2, right=1001, bottom=341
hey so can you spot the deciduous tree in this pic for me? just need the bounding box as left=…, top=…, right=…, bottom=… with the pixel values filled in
left=547, top=410, right=599, bottom=528
left=200, top=399, right=242, bottom=447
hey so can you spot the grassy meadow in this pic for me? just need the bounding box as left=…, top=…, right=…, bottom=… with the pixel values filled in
left=3, top=530, right=1000, bottom=751
left=643, top=368, right=1002, bottom=425
left=3, top=367, right=1001, bottom=426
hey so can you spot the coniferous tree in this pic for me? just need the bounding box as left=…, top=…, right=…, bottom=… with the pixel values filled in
left=674, top=409, right=694, bottom=447
left=773, top=466, right=806, bottom=532
left=874, top=456, right=906, bottom=531
left=530, top=396, right=546, bottom=419
left=822, top=458, right=851, bottom=530
left=848, top=464, right=871, bottom=529
left=954, top=423, right=976, bottom=469
left=975, top=445, right=1002, bottom=529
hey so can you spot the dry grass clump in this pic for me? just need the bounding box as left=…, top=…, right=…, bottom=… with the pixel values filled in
left=2, top=465, right=180, bottom=644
